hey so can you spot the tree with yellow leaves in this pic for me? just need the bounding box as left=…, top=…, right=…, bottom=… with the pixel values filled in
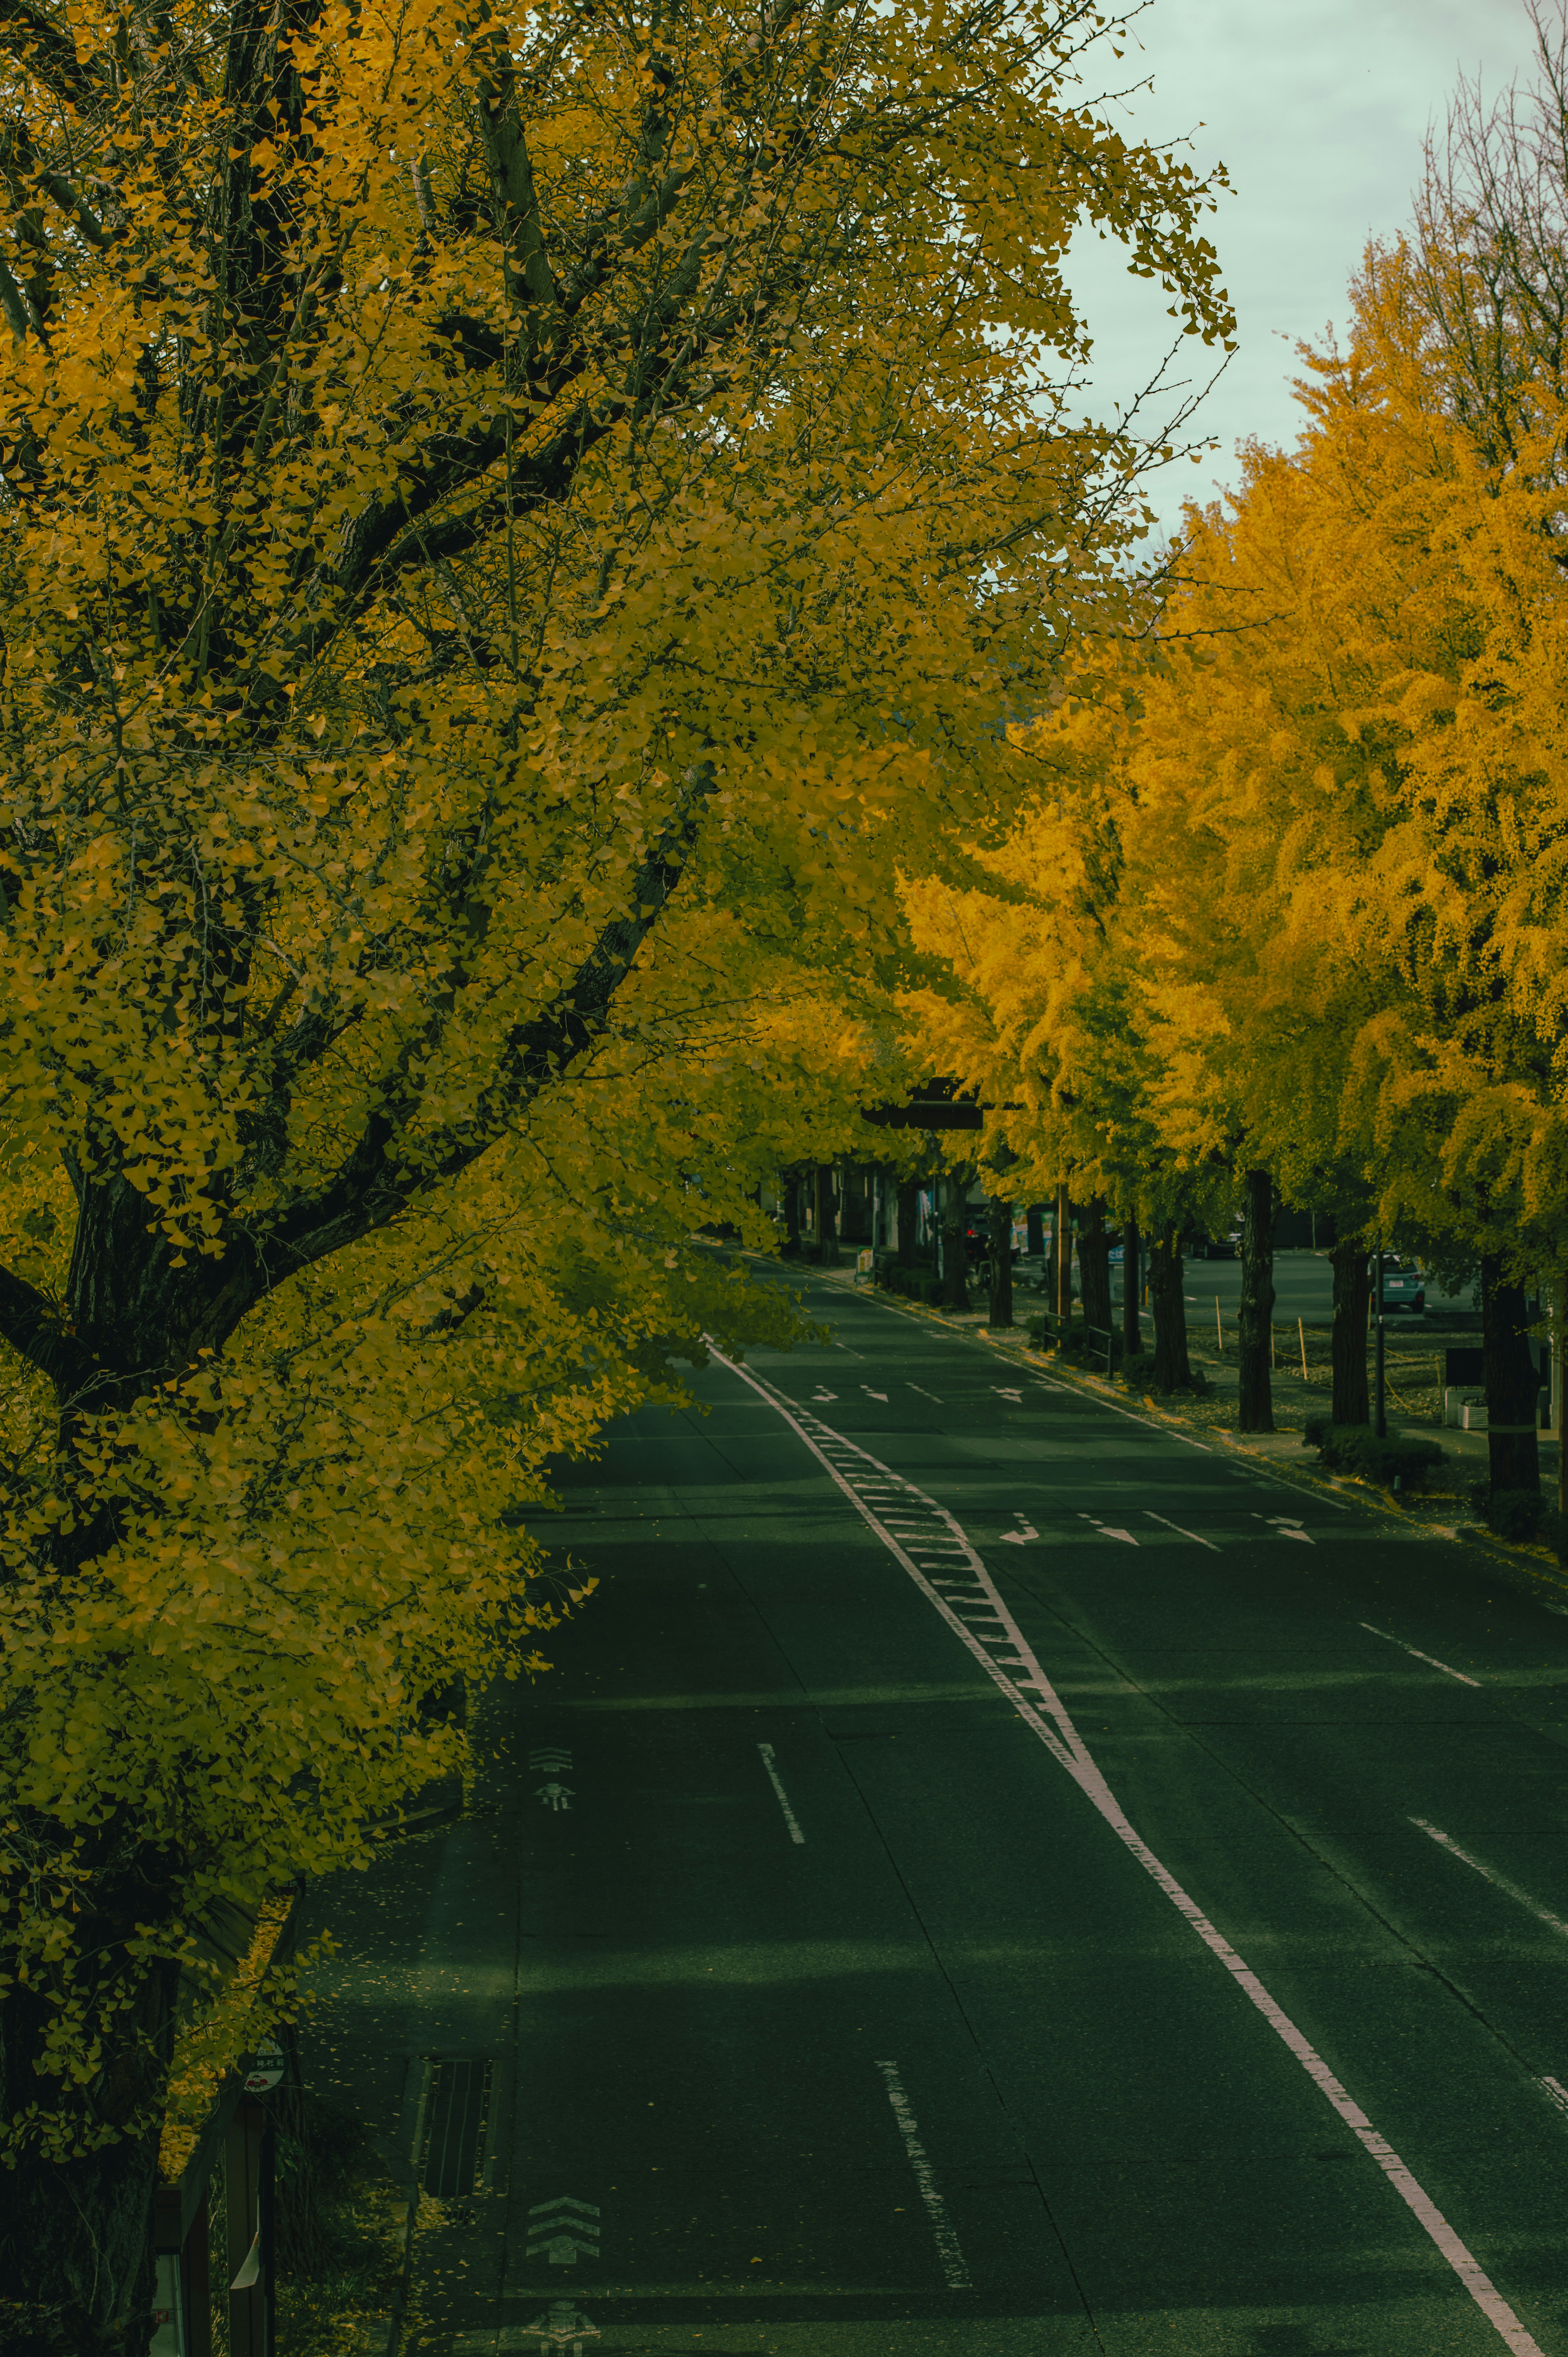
left=0, top=0, right=1234, bottom=2335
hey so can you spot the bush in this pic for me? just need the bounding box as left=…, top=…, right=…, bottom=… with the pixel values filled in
left=1466, top=1483, right=1568, bottom=1559
left=1304, top=1420, right=1445, bottom=1494
left=1121, top=1350, right=1157, bottom=1389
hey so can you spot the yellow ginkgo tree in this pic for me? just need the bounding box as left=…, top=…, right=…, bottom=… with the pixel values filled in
left=0, top=0, right=1234, bottom=2337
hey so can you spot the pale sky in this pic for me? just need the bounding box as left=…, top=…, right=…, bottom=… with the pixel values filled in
left=1064, top=0, right=1548, bottom=537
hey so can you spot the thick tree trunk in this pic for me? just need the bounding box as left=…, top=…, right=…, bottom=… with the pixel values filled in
left=896, top=1178, right=921, bottom=1263
left=1483, top=1253, right=1541, bottom=1494
left=1146, top=1225, right=1193, bottom=1386
left=1054, top=1184, right=1072, bottom=1322
left=1078, top=1197, right=1113, bottom=1343
left=1329, top=1240, right=1370, bottom=1426
left=940, top=1176, right=970, bottom=1311
left=987, top=1196, right=1013, bottom=1328
left=0, top=1953, right=180, bottom=2353
left=1121, top=1213, right=1141, bottom=1356
left=1237, top=1167, right=1276, bottom=1434
left=1149, top=1222, right=1192, bottom=1391
left=814, top=1164, right=838, bottom=1265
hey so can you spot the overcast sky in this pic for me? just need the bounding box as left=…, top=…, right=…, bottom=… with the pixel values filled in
left=1064, top=0, right=1549, bottom=537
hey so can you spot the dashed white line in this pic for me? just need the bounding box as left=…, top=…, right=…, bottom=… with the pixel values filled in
left=1360, top=1624, right=1480, bottom=1686
left=1411, top=1819, right=1568, bottom=1941
left=1145, top=1511, right=1221, bottom=1552
left=757, top=1743, right=805, bottom=1844
left=709, top=1342, right=1548, bottom=2357
left=875, top=2061, right=971, bottom=2289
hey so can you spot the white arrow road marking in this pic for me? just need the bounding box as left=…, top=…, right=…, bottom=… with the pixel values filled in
left=861, top=1386, right=889, bottom=1401
left=875, top=2062, right=971, bottom=2290
left=811, top=1389, right=838, bottom=1402
left=529, top=1747, right=573, bottom=1771
left=1078, top=1514, right=1138, bottom=1546
left=708, top=1342, right=1549, bottom=2357
left=999, top=1512, right=1038, bottom=1545
left=1361, top=1624, right=1479, bottom=1686
left=526, top=2196, right=601, bottom=2268
left=1411, top=1820, right=1568, bottom=1940
left=993, top=1386, right=1023, bottom=1401
left=757, top=1742, right=806, bottom=1844
left=1257, top=1514, right=1314, bottom=1545
left=1144, top=1511, right=1220, bottom=1553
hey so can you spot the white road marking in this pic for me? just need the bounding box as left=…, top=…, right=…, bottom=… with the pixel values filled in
left=1411, top=1819, right=1568, bottom=1940
left=993, top=1386, right=1023, bottom=1401
left=909, top=1385, right=942, bottom=1402
left=874, top=2062, right=971, bottom=2290
left=757, top=1743, right=806, bottom=1844
left=535, top=1781, right=574, bottom=1811
left=1540, top=2076, right=1568, bottom=2119
left=811, top=1389, right=838, bottom=1402
left=1078, top=1513, right=1137, bottom=1546
left=862, top=1386, right=890, bottom=1401
left=1144, top=1511, right=1221, bottom=1552
left=1360, top=1625, right=1479, bottom=1686
left=709, top=1345, right=1548, bottom=2357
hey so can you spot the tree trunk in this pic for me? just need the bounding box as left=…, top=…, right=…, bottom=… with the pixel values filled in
left=1149, top=1222, right=1192, bottom=1391
left=815, top=1164, right=839, bottom=1265
left=1078, top=1197, right=1113, bottom=1343
left=1237, top=1166, right=1276, bottom=1433
left=1054, top=1183, right=1072, bottom=1322
left=1329, top=1240, right=1369, bottom=1425
left=896, top=1178, right=921, bottom=1264
left=1483, top=1253, right=1541, bottom=1494
left=940, top=1176, right=970, bottom=1311
left=0, top=1954, right=181, bottom=2352
left=1122, top=1213, right=1142, bottom=1356
left=782, top=1167, right=802, bottom=1255
left=987, top=1196, right=1013, bottom=1328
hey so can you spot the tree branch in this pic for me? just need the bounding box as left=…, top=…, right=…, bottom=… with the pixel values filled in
left=0, top=1261, right=98, bottom=1394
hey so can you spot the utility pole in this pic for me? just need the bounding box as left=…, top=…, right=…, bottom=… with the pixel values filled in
left=1374, top=1242, right=1387, bottom=1439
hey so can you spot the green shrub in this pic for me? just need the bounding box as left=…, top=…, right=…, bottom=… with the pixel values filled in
left=1121, top=1351, right=1156, bottom=1389
left=1467, top=1483, right=1568, bottom=1554
left=1305, top=1422, right=1445, bottom=1494
left=878, top=1263, right=945, bottom=1306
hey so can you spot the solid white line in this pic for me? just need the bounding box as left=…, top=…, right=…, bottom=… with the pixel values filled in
left=1144, top=1511, right=1221, bottom=1552
left=1361, top=1624, right=1480, bottom=1686
left=709, top=1346, right=1547, bottom=2357
left=1541, top=2076, right=1568, bottom=2119
left=874, top=2061, right=971, bottom=2290
left=757, top=1743, right=805, bottom=1844
left=1411, top=1819, right=1568, bottom=1941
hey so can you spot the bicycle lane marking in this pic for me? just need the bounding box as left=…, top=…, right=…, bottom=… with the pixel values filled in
left=707, top=1341, right=1548, bottom=2357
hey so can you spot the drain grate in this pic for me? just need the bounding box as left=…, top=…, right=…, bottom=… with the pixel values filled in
left=419, top=2057, right=492, bottom=2197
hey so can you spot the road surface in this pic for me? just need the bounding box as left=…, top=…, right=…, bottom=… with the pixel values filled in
left=316, top=1270, right=1568, bottom=2356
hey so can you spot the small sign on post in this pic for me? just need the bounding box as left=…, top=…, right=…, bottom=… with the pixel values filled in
left=855, top=1247, right=873, bottom=1284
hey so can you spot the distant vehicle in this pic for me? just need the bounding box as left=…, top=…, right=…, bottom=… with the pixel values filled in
left=1372, top=1253, right=1425, bottom=1313
left=961, top=1214, right=1018, bottom=1265
left=1188, top=1224, right=1243, bottom=1261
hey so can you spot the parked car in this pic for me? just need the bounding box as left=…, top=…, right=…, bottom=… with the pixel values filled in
left=1188, top=1225, right=1243, bottom=1260
left=1372, top=1253, right=1426, bottom=1312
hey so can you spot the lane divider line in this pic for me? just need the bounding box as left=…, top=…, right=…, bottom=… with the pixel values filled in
left=708, top=1342, right=1547, bottom=2357
left=757, top=1743, right=805, bottom=1845
left=1361, top=1624, right=1481, bottom=1686
left=874, top=2061, right=972, bottom=2290
left=1144, top=1510, right=1222, bottom=1552
left=1411, top=1819, right=1568, bottom=1942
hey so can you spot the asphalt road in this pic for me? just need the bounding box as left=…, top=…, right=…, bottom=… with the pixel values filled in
left=320, top=1271, right=1568, bottom=2357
